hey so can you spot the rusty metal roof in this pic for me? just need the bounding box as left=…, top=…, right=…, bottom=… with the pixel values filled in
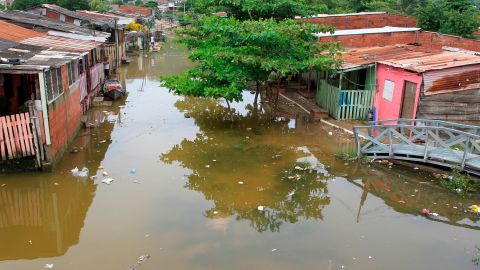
left=341, top=45, right=480, bottom=72
left=21, top=35, right=103, bottom=52
left=117, top=5, right=152, bottom=17
left=0, top=20, right=45, bottom=42
left=33, top=4, right=116, bottom=28
left=0, top=11, right=110, bottom=38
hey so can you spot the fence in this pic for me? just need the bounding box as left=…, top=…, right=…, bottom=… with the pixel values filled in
left=0, top=113, right=37, bottom=161
left=317, top=80, right=374, bottom=120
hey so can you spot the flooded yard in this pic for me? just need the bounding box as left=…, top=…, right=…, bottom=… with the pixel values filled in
left=0, top=41, right=479, bottom=270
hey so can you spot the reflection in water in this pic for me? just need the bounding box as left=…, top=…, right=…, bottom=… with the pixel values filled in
left=161, top=98, right=331, bottom=232
left=0, top=96, right=123, bottom=261
left=0, top=179, right=95, bottom=260
left=330, top=161, right=480, bottom=229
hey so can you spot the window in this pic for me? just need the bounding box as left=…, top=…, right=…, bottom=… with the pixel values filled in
left=44, top=68, right=64, bottom=103
left=382, top=80, right=395, bottom=101
left=67, top=60, right=78, bottom=86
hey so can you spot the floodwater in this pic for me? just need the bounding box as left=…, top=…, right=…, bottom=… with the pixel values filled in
left=0, top=40, right=479, bottom=270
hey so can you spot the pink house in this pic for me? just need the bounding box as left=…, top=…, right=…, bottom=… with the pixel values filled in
left=373, top=63, right=423, bottom=121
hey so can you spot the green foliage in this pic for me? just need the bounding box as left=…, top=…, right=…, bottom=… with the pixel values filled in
left=161, top=16, right=341, bottom=102
left=189, top=0, right=321, bottom=20
left=142, top=0, right=157, bottom=7
left=12, top=0, right=46, bottom=10
left=417, top=0, right=480, bottom=37
left=439, top=166, right=477, bottom=196
left=56, top=0, right=89, bottom=10
left=89, top=0, right=110, bottom=12
left=134, top=0, right=142, bottom=6
left=334, top=150, right=357, bottom=160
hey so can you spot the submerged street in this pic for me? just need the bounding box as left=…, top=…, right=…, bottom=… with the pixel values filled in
left=0, top=41, right=479, bottom=270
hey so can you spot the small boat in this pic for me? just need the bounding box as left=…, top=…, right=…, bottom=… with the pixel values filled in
left=103, top=79, right=126, bottom=100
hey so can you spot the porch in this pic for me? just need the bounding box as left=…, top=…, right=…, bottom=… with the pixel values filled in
left=315, top=67, right=376, bottom=120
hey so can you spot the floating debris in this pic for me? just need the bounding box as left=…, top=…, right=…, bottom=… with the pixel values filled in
left=257, top=206, right=264, bottom=211
left=271, top=249, right=277, bottom=252
left=129, top=168, right=137, bottom=174
left=1, top=184, right=6, bottom=187
left=71, top=167, right=89, bottom=177
left=213, top=211, right=218, bottom=215
left=44, top=264, right=54, bottom=269
left=328, top=131, right=333, bottom=136
left=205, top=165, right=210, bottom=168
left=102, top=178, right=114, bottom=185
left=238, top=181, right=244, bottom=185
left=54, top=182, right=59, bottom=186
left=470, top=205, right=480, bottom=214
left=128, top=254, right=151, bottom=270
left=102, top=171, right=109, bottom=176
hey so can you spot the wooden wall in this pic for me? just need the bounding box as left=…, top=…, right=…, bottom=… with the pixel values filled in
left=416, top=88, right=480, bottom=123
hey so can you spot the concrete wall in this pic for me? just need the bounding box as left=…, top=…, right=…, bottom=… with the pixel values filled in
left=374, top=64, right=423, bottom=121
left=303, top=13, right=417, bottom=30
left=45, top=65, right=82, bottom=164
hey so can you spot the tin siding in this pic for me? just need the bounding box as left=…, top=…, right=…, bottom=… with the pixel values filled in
left=423, top=64, right=480, bottom=95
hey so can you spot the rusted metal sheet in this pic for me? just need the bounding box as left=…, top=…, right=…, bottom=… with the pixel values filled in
left=340, top=45, right=480, bottom=72
left=423, top=64, right=480, bottom=95
left=22, top=35, right=102, bottom=52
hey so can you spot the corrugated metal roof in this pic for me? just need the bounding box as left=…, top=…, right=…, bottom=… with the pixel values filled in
left=423, top=65, right=480, bottom=95
left=341, top=45, right=480, bottom=72
left=0, top=38, right=81, bottom=71
left=0, top=20, right=45, bottom=42
left=117, top=5, right=152, bottom=17
left=36, top=4, right=116, bottom=28
left=0, top=10, right=110, bottom=39
left=315, top=26, right=420, bottom=37
left=379, top=50, right=480, bottom=72
left=21, top=35, right=103, bottom=52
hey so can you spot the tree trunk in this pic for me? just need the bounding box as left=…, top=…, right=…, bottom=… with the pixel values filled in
left=253, top=81, right=260, bottom=105
left=273, top=80, right=280, bottom=119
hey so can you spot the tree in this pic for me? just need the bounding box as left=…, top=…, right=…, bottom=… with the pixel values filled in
left=56, top=0, right=89, bottom=10
left=189, top=0, right=320, bottom=20
left=161, top=16, right=341, bottom=104
left=12, top=0, right=46, bottom=10
left=142, top=0, right=157, bottom=7
left=89, top=0, right=110, bottom=12
left=417, top=0, right=480, bottom=38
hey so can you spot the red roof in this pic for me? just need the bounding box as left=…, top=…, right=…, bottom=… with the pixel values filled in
left=118, top=5, right=152, bottom=16
left=0, top=20, right=45, bottom=42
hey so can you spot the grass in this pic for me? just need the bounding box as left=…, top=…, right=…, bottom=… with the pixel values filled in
left=334, top=150, right=357, bottom=161
left=438, top=166, right=478, bottom=196
left=335, top=150, right=370, bottom=164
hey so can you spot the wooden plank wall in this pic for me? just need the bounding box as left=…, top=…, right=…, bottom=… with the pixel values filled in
left=0, top=113, right=36, bottom=160
left=417, top=88, right=480, bottom=123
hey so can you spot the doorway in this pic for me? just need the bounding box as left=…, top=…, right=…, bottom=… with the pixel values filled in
left=400, top=81, right=417, bottom=119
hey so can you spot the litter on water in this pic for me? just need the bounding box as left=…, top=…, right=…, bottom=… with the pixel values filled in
left=71, top=167, right=89, bottom=177
left=258, top=206, right=264, bottom=211
left=129, top=168, right=137, bottom=174
left=44, top=264, right=54, bottom=269
left=102, top=178, right=114, bottom=185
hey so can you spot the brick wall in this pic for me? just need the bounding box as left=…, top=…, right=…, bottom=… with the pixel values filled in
left=320, top=31, right=418, bottom=47
left=45, top=9, right=61, bottom=20
left=303, top=13, right=417, bottom=30
left=45, top=65, right=82, bottom=163
left=320, top=31, right=480, bottom=52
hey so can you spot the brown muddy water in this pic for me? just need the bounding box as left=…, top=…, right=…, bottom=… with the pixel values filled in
left=0, top=41, right=479, bottom=270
